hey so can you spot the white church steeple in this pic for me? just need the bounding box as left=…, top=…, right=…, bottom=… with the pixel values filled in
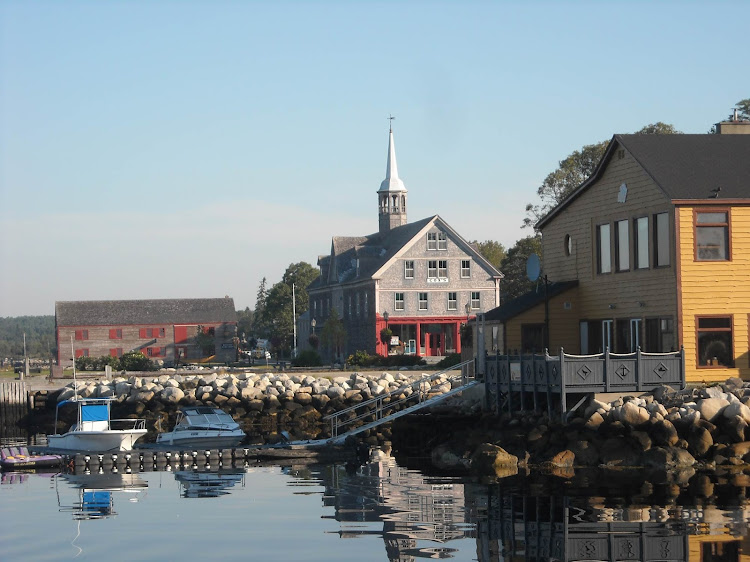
left=378, top=117, right=408, bottom=235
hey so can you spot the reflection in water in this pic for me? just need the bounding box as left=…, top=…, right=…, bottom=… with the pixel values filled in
left=174, top=468, right=245, bottom=498
left=57, top=473, right=148, bottom=520
left=318, top=451, right=750, bottom=561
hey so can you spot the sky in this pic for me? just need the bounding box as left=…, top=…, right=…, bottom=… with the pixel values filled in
left=1, top=1, right=747, bottom=317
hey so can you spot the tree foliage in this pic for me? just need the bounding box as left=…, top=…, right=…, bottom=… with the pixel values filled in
left=523, top=123, right=681, bottom=229
left=320, top=312, right=346, bottom=362
left=499, top=235, right=543, bottom=302
left=738, top=99, right=750, bottom=120
left=236, top=307, right=253, bottom=343
left=0, top=316, right=56, bottom=359
left=254, top=262, right=318, bottom=355
left=471, top=240, right=506, bottom=270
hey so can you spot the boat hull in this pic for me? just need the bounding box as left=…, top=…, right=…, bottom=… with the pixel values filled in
left=47, top=429, right=147, bottom=452
left=156, top=430, right=244, bottom=449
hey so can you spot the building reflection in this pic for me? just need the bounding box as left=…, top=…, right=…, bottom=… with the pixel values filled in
left=321, top=453, right=750, bottom=561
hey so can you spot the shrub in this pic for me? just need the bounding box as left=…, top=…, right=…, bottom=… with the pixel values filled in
left=347, top=350, right=375, bottom=367
left=74, top=356, right=97, bottom=371
left=293, top=350, right=322, bottom=367
left=434, top=353, right=462, bottom=369
left=119, top=351, right=157, bottom=371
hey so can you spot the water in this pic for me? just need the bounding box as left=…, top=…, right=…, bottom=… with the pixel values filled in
left=2, top=454, right=750, bottom=561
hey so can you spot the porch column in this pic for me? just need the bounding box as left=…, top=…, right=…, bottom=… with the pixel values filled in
left=415, top=322, right=421, bottom=357
left=455, top=321, right=461, bottom=354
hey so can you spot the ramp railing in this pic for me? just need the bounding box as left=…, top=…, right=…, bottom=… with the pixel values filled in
left=324, top=359, right=476, bottom=441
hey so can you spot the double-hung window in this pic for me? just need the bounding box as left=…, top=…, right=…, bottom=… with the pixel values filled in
left=461, top=260, right=471, bottom=278
left=695, top=210, right=729, bottom=261
left=428, top=260, right=437, bottom=279
left=394, top=293, right=404, bottom=311
left=437, top=232, right=447, bottom=250
left=471, top=291, right=480, bottom=309
left=109, top=329, right=122, bottom=340
left=427, top=233, right=437, bottom=250
left=447, top=292, right=457, bottom=310
left=438, top=260, right=447, bottom=278
left=75, top=329, right=89, bottom=340
left=418, top=292, right=428, bottom=311
left=404, top=260, right=414, bottom=279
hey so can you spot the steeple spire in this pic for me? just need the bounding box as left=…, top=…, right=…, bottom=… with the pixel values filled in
left=378, top=118, right=408, bottom=235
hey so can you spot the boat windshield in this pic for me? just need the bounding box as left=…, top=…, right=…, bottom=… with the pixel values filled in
left=178, top=407, right=237, bottom=428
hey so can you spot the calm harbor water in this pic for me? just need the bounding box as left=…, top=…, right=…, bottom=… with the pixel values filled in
left=2, top=450, right=750, bottom=561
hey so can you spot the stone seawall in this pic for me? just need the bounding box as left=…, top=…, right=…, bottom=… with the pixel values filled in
left=41, top=370, right=475, bottom=442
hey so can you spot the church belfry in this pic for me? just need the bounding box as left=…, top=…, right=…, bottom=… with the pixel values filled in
left=378, top=119, right=408, bottom=235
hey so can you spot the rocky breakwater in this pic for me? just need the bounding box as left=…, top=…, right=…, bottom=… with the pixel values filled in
left=430, top=377, right=750, bottom=478
left=46, top=370, right=461, bottom=442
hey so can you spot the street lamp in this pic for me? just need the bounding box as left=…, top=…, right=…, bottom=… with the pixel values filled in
left=383, top=311, right=389, bottom=330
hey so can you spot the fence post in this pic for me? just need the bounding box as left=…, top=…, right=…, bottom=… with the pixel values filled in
left=636, top=346, right=643, bottom=393
left=604, top=346, right=611, bottom=393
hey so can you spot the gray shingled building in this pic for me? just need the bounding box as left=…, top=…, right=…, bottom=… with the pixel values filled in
left=304, top=126, right=503, bottom=362
left=55, top=297, right=238, bottom=367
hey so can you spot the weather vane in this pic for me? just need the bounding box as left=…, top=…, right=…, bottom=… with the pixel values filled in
left=388, top=114, right=395, bottom=131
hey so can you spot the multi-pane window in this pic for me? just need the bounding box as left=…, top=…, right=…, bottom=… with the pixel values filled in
left=395, top=293, right=405, bottom=310
left=448, top=292, right=457, bottom=310
left=109, top=329, right=122, bottom=340
left=697, top=316, right=734, bottom=367
left=109, top=348, right=123, bottom=358
left=404, top=260, right=414, bottom=279
left=645, top=317, right=674, bottom=352
left=634, top=217, right=649, bottom=270
left=139, top=328, right=166, bottom=338
left=418, top=292, right=428, bottom=311
left=437, top=232, right=447, bottom=250
left=695, top=210, right=729, bottom=261
left=597, top=223, right=612, bottom=273
left=438, top=260, right=447, bottom=278
left=615, top=219, right=629, bottom=272
left=74, top=349, right=89, bottom=358
left=654, top=212, right=670, bottom=267
left=75, top=329, right=89, bottom=340
left=427, top=232, right=437, bottom=250
left=428, top=260, right=438, bottom=278
left=471, top=291, right=480, bottom=309
left=461, top=260, right=471, bottom=278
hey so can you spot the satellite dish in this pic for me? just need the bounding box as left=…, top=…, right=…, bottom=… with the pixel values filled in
left=526, top=253, right=541, bottom=282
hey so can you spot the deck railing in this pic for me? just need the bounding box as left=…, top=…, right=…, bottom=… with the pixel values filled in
left=484, top=347, right=685, bottom=421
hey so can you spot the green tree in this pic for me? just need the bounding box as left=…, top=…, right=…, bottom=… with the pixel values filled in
left=236, top=307, right=253, bottom=345
left=281, top=261, right=318, bottom=315
left=738, top=99, right=750, bottom=120
left=471, top=240, right=506, bottom=270
left=194, top=325, right=216, bottom=357
left=263, top=282, right=294, bottom=355
left=523, top=123, right=681, bottom=229
left=320, top=312, right=346, bottom=363
left=499, top=235, right=543, bottom=302
left=252, top=277, right=269, bottom=337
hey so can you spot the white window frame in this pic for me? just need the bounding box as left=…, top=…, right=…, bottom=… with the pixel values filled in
left=471, top=291, right=480, bottom=309
left=428, top=260, right=437, bottom=279
left=404, top=260, right=414, bottom=279
left=437, top=232, right=447, bottom=250
left=394, top=292, right=404, bottom=311
left=427, top=232, right=437, bottom=250
left=438, top=260, right=447, bottom=278
left=418, top=292, right=428, bottom=311
left=461, top=260, right=471, bottom=278
left=448, top=292, right=457, bottom=310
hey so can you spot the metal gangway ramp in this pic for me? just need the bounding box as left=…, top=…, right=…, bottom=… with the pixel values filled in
left=325, top=359, right=477, bottom=443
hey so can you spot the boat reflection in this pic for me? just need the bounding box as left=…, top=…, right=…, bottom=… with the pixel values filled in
left=57, top=472, right=148, bottom=520
left=174, top=468, right=246, bottom=498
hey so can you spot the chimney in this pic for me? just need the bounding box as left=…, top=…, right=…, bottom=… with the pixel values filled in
left=715, top=108, right=750, bottom=134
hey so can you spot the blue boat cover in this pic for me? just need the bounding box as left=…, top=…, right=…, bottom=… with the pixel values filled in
left=81, top=404, right=108, bottom=422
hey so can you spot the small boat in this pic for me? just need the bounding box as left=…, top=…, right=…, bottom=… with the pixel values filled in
left=156, top=406, right=245, bottom=448
left=0, top=446, right=63, bottom=470
left=47, top=398, right=147, bottom=452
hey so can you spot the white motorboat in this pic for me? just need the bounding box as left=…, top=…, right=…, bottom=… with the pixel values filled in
left=156, top=406, right=245, bottom=448
left=47, top=398, right=147, bottom=452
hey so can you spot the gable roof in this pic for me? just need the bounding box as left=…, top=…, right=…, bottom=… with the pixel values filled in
left=483, top=281, right=578, bottom=323
left=537, top=134, right=750, bottom=229
left=308, top=215, right=503, bottom=290
left=56, top=298, right=237, bottom=326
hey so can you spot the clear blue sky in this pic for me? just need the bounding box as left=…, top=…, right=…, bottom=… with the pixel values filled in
left=1, top=1, right=747, bottom=316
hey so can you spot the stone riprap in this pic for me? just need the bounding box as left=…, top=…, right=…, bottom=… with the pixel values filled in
left=48, top=370, right=461, bottom=440
left=430, top=376, right=750, bottom=477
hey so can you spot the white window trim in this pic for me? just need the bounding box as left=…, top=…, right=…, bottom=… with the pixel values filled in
left=404, top=260, right=414, bottom=279
left=394, top=292, right=405, bottom=311
left=418, top=293, right=428, bottom=311
left=461, top=260, right=471, bottom=278
left=448, top=292, right=457, bottom=310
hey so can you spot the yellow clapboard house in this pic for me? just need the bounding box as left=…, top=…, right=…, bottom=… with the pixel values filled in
left=484, top=120, right=750, bottom=384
